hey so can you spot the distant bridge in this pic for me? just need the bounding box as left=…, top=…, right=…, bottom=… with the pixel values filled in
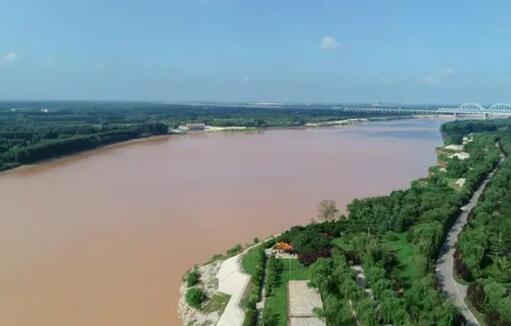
left=437, top=103, right=511, bottom=115
left=341, top=103, right=511, bottom=118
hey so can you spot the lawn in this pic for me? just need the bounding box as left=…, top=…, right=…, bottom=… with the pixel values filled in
left=445, top=176, right=463, bottom=191
left=202, top=293, right=231, bottom=314
left=383, top=232, right=422, bottom=287
left=241, top=244, right=264, bottom=276
left=263, top=259, right=310, bottom=326
left=331, top=237, right=355, bottom=251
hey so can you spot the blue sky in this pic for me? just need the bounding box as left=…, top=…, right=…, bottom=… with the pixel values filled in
left=1, top=0, right=511, bottom=104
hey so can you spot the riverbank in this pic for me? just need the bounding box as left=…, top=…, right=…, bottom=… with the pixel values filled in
left=177, top=119, right=506, bottom=325
left=0, top=134, right=171, bottom=176
left=0, top=118, right=447, bottom=326
left=0, top=114, right=449, bottom=176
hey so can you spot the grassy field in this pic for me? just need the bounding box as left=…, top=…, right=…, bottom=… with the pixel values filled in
left=241, top=244, right=264, bottom=276
left=263, top=259, right=310, bottom=326
left=202, top=293, right=231, bottom=314
left=331, top=237, right=355, bottom=251
left=383, top=232, right=422, bottom=287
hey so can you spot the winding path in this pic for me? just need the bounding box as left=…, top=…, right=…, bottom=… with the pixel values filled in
left=435, top=149, right=505, bottom=326
left=216, top=254, right=251, bottom=326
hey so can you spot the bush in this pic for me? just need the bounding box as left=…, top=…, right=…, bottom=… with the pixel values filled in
left=264, top=257, right=283, bottom=297
left=242, top=300, right=257, bottom=326
left=185, top=288, right=205, bottom=309
left=467, top=283, right=486, bottom=312
left=227, top=244, right=243, bottom=256
left=453, top=250, right=471, bottom=281
left=186, top=268, right=200, bottom=287
left=262, top=306, right=279, bottom=326
left=298, top=247, right=332, bottom=266
left=242, top=246, right=266, bottom=326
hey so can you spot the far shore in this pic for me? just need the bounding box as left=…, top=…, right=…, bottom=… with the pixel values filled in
left=0, top=114, right=450, bottom=177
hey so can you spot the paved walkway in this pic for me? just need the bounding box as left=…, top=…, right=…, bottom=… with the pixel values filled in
left=436, top=151, right=504, bottom=326
left=288, top=280, right=326, bottom=326
left=216, top=254, right=251, bottom=326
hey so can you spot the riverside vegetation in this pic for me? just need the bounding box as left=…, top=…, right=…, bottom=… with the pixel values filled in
left=0, top=101, right=403, bottom=172
left=186, top=118, right=511, bottom=326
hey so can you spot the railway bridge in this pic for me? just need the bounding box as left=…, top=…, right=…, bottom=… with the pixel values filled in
left=341, top=103, right=511, bottom=119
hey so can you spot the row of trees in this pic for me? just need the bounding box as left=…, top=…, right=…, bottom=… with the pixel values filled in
left=456, top=134, right=511, bottom=325
left=0, top=115, right=168, bottom=170
left=283, top=121, right=506, bottom=324
left=242, top=246, right=266, bottom=326
left=0, top=102, right=402, bottom=171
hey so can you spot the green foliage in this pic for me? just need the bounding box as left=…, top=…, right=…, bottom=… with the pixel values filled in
left=278, top=224, right=335, bottom=265
left=186, top=268, right=200, bottom=287
left=261, top=306, right=279, bottom=326
left=456, top=134, right=511, bottom=323
left=0, top=101, right=397, bottom=171
left=185, top=288, right=205, bottom=309
left=241, top=245, right=266, bottom=326
left=226, top=244, right=243, bottom=256
left=241, top=245, right=265, bottom=276
left=201, top=293, right=230, bottom=314
left=264, top=257, right=283, bottom=297
left=262, top=259, right=309, bottom=326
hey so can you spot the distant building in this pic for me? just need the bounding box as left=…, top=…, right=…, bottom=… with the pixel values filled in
left=186, top=123, right=206, bottom=131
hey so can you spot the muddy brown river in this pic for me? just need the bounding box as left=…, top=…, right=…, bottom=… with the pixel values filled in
left=0, top=118, right=447, bottom=326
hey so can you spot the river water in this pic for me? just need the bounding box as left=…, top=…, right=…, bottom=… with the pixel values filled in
left=0, top=118, right=447, bottom=326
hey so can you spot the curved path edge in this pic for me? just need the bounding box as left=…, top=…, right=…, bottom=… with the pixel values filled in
left=216, top=254, right=251, bottom=326
left=435, top=149, right=505, bottom=326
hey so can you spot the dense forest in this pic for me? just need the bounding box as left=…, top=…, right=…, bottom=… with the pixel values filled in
left=263, top=118, right=511, bottom=325
left=0, top=101, right=408, bottom=171
left=455, top=136, right=511, bottom=324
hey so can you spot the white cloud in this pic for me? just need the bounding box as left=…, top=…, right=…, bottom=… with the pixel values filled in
left=319, top=36, right=340, bottom=50
left=423, top=67, right=456, bottom=85
left=93, top=61, right=106, bottom=72
left=380, top=77, right=392, bottom=84
left=423, top=75, right=439, bottom=85
left=2, top=51, right=18, bottom=63
left=443, top=67, right=456, bottom=76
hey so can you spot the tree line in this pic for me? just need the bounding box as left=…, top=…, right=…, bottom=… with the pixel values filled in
left=270, top=119, right=511, bottom=325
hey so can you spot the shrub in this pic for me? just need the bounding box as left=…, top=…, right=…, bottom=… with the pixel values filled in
left=453, top=250, right=471, bottom=281
left=242, top=246, right=266, bottom=326
left=186, top=268, right=200, bottom=287
left=264, top=257, right=283, bottom=297
left=185, top=288, right=205, bottom=309
left=467, top=283, right=486, bottom=312
left=242, top=300, right=257, bottom=326
left=262, top=306, right=279, bottom=326
left=227, top=244, right=243, bottom=256
left=298, top=247, right=332, bottom=266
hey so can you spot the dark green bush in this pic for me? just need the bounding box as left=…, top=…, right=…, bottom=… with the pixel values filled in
left=185, top=288, right=205, bottom=309
left=186, top=268, right=200, bottom=287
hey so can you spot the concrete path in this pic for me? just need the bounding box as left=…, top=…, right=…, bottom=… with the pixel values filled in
left=436, top=151, right=504, bottom=326
left=288, top=280, right=326, bottom=326
left=216, top=254, right=251, bottom=326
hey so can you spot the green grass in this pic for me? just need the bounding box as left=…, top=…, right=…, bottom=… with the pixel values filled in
left=202, top=293, right=231, bottom=314
left=332, top=237, right=355, bottom=251
left=241, top=244, right=264, bottom=276
left=445, top=177, right=463, bottom=191
left=383, top=232, right=422, bottom=287
left=264, top=259, right=310, bottom=326
left=465, top=297, right=488, bottom=326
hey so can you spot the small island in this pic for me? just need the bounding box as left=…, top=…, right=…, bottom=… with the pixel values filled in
left=179, top=118, right=511, bottom=326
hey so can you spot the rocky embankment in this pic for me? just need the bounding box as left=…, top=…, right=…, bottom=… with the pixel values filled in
left=178, top=260, right=223, bottom=326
